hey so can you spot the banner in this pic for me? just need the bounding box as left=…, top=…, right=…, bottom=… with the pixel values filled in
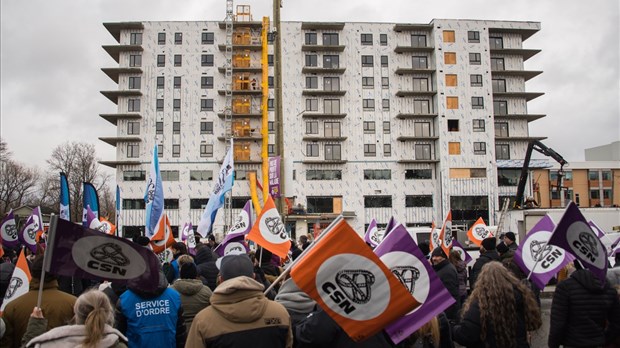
left=246, top=195, right=290, bottom=258
left=547, top=202, right=607, bottom=284
left=197, top=139, right=234, bottom=237
left=99, top=217, right=116, bottom=235
left=144, top=144, right=164, bottom=239
left=44, top=218, right=160, bottom=291
left=82, top=183, right=99, bottom=227
left=1, top=249, right=31, bottom=313
left=181, top=223, right=196, bottom=255
left=290, top=219, right=419, bottom=342
left=19, top=207, right=43, bottom=253
left=59, top=172, right=70, bottom=221
left=115, top=185, right=121, bottom=236
left=268, top=156, right=281, bottom=198
left=1, top=209, right=19, bottom=248
left=588, top=220, right=606, bottom=239
left=513, top=215, right=573, bottom=290
left=438, top=210, right=453, bottom=257
left=382, top=216, right=398, bottom=240
left=452, top=239, right=473, bottom=265
left=214, top=200, right=252, bottom=257
left=466, top=217, right=492, bottom=247
left=429, top=221, right=439, bottom=252
left=364, top=218, right=382, bottom=248
left=150, top=214, right=176, bottom=254
left=374, top=224, right=455, bottom=344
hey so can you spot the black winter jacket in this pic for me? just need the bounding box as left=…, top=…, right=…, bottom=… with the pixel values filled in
left=469, top=251, right=500, bottom=289
left=548, top=269, right=620, bottom=348
left=432, top=259, right=460, bottom=321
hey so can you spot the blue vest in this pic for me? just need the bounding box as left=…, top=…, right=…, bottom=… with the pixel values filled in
left=119, top=288, right=181, bottom=348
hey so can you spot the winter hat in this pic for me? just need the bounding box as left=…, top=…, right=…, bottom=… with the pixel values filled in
left=218, top=254, right=254, bottom=280
left=134, top=236, right=151, bottom=247
left=431, top=247, right=447, bottom=258
left=418, top=241, right=431, bottom=257
left=481, top=237, right=497, bottom=251
left=504, top=232, right=516, bottom=242
left=180, top=263, right=198, bottom=279
left=496, top=242, right=509, bottom=254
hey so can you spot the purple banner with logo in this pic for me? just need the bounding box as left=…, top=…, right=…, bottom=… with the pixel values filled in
left=451, top=239, right=473, bottom=265
left=588, top=220, right=606, bottom=239
left=374, top=223, right=455, bottom=345
left=214, top=200, right=253, bottom=257
left=1, top=209, right=20, bottom=248
left=269, top=156, right=281, bottom=198
left=381, top=216, right=398, bottom=240
left=19, top=207, right=42, bottom=253
left=547, top=202, right=608, bottom=284
left=364, top=218, right=381, bottom=248
left=514, top=215, right=574, bottom=290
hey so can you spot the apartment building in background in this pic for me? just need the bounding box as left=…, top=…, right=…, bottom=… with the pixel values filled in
left=100, top=9, right=545, bottom=239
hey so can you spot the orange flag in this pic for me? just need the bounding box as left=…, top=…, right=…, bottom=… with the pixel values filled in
left=1, top=249, right=32, bottom=313
left=438, top=210, right=453, bottom=257
left=150, top=214, right=175, bottom=254
left=246, top=195, right=291, bottom=258
left=290, top=219, right=420, bottom=342
left=99, top=217, right=116, bottom=235
left=429, top=221, right=438, bottom=251
left=466, top=217, right=492, bottom=247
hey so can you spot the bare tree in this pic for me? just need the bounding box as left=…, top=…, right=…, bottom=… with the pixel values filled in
left=0, top=158, right=40, bottom=215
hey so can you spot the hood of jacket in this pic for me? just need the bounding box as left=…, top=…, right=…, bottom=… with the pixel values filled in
left=274, top=278, right=315, bottom=314
left=571, top=268, right=605, bottom=293
left=194, top=246, right=215, bottom=265
left=210, top=276, right=267, bottom=323
left=26, top=324, right=127, bottom=348
left=453, top=260, right=467, bottom=272
left=172, top=278, right=206, bottom=296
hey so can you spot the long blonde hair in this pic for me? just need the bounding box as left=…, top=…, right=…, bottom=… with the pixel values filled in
left=73, top=290, right=114, bottom=348
left=415, top=317, right=440, bottom=346
left=461, top=262, right=541, bottom=348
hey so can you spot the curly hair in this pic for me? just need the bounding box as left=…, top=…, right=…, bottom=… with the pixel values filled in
left=461, top=262, right=541, bottom=347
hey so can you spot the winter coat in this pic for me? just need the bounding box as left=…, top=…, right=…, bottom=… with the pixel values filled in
left=0, top=278, right=77, bottom=348
left=295, top=307, right=393, bottom=348
left=433, top=259, right=461, bottom=321
left=548, top=269, right=620, bottom=348
left=469, top=251, right=500, bottom=289
left=453, top=288, right=530, bottom=348
left=196, top=260, right=220, bottom=292
left=171, top=278, right=213, bottom=332
left=186, top=276, right=292, bottom=348
left=396, top=312, right=454, bottom=348
left=453, top=260, right=468, bottom=298
left=24, top=317, right=128, bottom=348
left=274, top=278, right=317, bottom=327
left=607, top=266, right=620, bottom=287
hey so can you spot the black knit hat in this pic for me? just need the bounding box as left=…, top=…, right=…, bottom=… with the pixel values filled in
left=218, top=254, right=254, bottom=280
left=431, top=247, right=447, bottom=258
left=504, top=232, right=516, bottom=242
left=481, top=237, right=497, bottom=251
left=180, top=263, right=198, bottom=279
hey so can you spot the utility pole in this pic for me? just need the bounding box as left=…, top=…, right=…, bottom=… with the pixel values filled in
left=273, top=0, right=285, bottom=214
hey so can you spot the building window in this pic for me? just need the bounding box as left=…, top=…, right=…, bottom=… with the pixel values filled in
left=383, top=144, right=391, bottom=157
left=157, top=144, right=163, bottom=157
left=126, top=144, right=139, bottom=158
left=156, top=122, right=163, bottom=134
left=157, top=54, right=165, bottom=67
left=158, top=32, right=166, bottom=45
left=490, top=37, right=504, bottom=49
left=447, top=120, right=459, bottom=132
left=363, top=121, right=375, bottom=133
left=123, top=199, right=146, bottom=209
left=268, top=144, right=275, bottom=155
left=305, top=54, right=318, bottom=67
left=413, top=100, right=430, bottom=114
left=380, top=34, right=388, bottom=46
left=413, top=78, right=429, bottom=91
left=268, top=54, right=274, bottom=66
left=190, top=198, right=209, bottom=209
left=323, top=77, right=339, bottom=91
left=470, top=74, right=483, bottom=87
left=201, top=54, right=214, bottom=67
left=383, top=121, right=391, bottom=134
left=469, top=53, right=481, bottom=65
left=382, top=99, right=390, bottom=111
left=497, top=169, right=520, bottom=186
left=305, top=32, right=317, bottom=45
left=406, top=195, right=433, bottom=207
left=468, top=31, right=480, bottom=43
left=123, top=170, right=146, bottom=181
left=268, top=121, right=275, bottom=133
left=307, top=196, right=336, bottom=214
left=493, top=100, right=508, bottom=115
left=406, top=169, right=432, bottom=179
left=363, top=99, right=375, bottom=110
left=157, top=76, right=164, bottom=89
left=492, top=79, right=506, bottom=93
left=364, top=195, right=392, bottom=208
left=601, top=170, right=612, bottom=181
left=415, top=144, right=431, bottom=160
left=202, top=32, right=214, bottom=44
left=415, top=122, right=431, bottom=137
left=268, top=99, right=274, bottom=110
left=234, top=170, right=257, bottom=181
left=306, top=98, right=318, bottom=111
left=200, top=121, right=213, bottom=134
left=174, top=32, right=182, bottom=44
left=325, top=122, right=341, bottom=137
left=473, top=119, right=485, bottom=132
left=445, top=74, right=457, bottom=87
left=127, top=121, right=140, bottom=135
left=447, top=96, right=458, bottom=109
left=156, top=99, right=164, bottom=111
left=496, top=144, right=510, bottom=160
left=306, top=143, right=319, bottom=157
left=590, top=189, right=600, bottom=200
left=174, top=54, right=182, bottom=67
left=172, top=121, right=180, bottom=134
left=324, top=99, right=340, bottom=114
left=472, top=97, right=484, bottom=109
left=361, top=33, right=373, bottom=45
left=412, top=56, right=428, bottom=69
left=200, top=144, right=213, bottom=157
left=364, top=144, right=376, bottom=157
left=380, top=55, right=388, bottom=67
left=491, top=58, right=505, bottom=71
left=444, top=52, right=456, bottom=64
left=129, top=54, right=142, bottom=67
left=307, top=169, right=342, bottom=180
left=190, top=170, right=213, bottom=181
left=128, top=77, right=141, bottom=89
left=361, top=55, right=374, bottom=67
left=495, top=122, right=509, bottom=137
left=130, top=33, right=142, bottom=45
left=449, top=142, right=461, bottom=155
left=603, top=189, right=612, bottom=200
left=127, top=98, right=140, bottom=112
left=588, top=170, right=599, bottom=181
left=362, top=76, right=374, bottom=88
left=173, top=99, right=181, bottom=111
left=443, top=30, right=455, bottom=43
left=324, top=144, right=341, bottom=160
left=268, top=76, right=274, bottom=88
left=306, top=121, right=318, bottom=134
left=323, top=55, right=339, bottom=68
left=201, top=99, right=214, bottom=111
left=201, top=76, right=214, bottom=89
left=306, top=76, right=318, bottom=89
left=172, top=144, right=180, bottom=157
left=161, top=171, right=180, bottom=182
left=381, top=77, right=389, bottom=88
left=174, top=76, right=181, bottom=88
left=474, top=142, right=486, bottom=155
left=411, top=34, right=426, bottom=47
left=322, top=33, right=339, bottom=45
left=364, top=169, right=391, bottom=180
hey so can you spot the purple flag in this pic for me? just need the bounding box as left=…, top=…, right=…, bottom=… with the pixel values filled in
left=45, top=218, right=160, bottom=291
left=588, top=220, right=606, bottom=239
left=609, top=235, right=620, bottom=256
left=547, top=202, right=608, bottom=284
left=364, top=219, right=381, bottom=247
left=1, top=209, right=20, bottom=248
left=514, top=215, right=574, bottom=290
left=374, top=223, right=456, bottom=344
left=381, top=216, right=398, bottom=240
left=19, top=207, right=42, bottom=253
left=451, top=239, right=473, bottom=265
left=269, top=156, right=281, bottom=198
left=184, top=223, right=197, bottom=255
left=85, top=205, right=103, bottom=231
left=214, top=200, right=252, bottom=257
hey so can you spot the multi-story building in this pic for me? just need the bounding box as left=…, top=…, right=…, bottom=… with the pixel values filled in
left=100, top=8, right=545, bottom=239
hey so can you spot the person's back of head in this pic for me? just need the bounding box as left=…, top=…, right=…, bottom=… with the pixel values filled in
left=177, top=254, right=194, bottom=269
left=172, top=242, right=187, bottom=256
left=217, top=254, right=254, bottom=282
left=180, top=263, right=198, bottom=280
left=74, top=290, right=114, bottom=348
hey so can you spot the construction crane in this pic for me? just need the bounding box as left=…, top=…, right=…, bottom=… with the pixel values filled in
left=514, top=140, right=568, bottom=209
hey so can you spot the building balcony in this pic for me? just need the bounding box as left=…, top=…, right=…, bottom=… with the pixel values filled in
left=301, top=45, right=346, bottom=52
left=100, top=90, right=142, bottom=104
left=394, top=45, right=435, bottom=53
left=218, top=66, right=262, bottom=74
left=393, top=23, right=433, bottom=32
left=103, top=22, right=144, bottom=43
left=301, top=67, right=346, bottom=74
left=286, top=211, right=356, bottom=220
left=397, top=136, right=439, bottom=141
left=301, top=89, right=346, bottom=96
left=491, top=69, right=543, bottom=81
left=302, top=136, right=348, bottom=142
left=217, top=134, right=263, bottom=141
left=301, top=22, right=345, bottom=30
left=301, top=159, right=348, bottom=164
left=99, top=160, right=141, bottom=168
left=490, top=48, right=541, bottom=61
left=394, top=68, right=435, bottom=75
left=397, top=159, right=440, bottom=164
left=99, top=136, right=142, bottom=147
left=488, top=27, right=539, bottom=41
left=217, top=112, right=262, bottom=119
left=101, top=67, right=142, bottom=83
left=102, top=45, right=143, bottom=63
left=302, top=113, right=347, bottom=119
left=218, top=44, right=262, bottom=52
left=492, top=91, right=544, bottom=101
left=218, top=21, right=263, bottom=29
left=396, top=90, right=437, bottom=97
left=395, top=113, right=438, bottom=119
left=99, top=113, right=142, bottom=125
left=493, top=113, right=545, bottom=122
left=219, top=158, right=263, bottom=165
left=495, top=135, right=548, bottom=141
left=218, top=89, right=262, bottom=96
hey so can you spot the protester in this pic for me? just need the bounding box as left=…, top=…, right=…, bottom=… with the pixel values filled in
left=548, top=261, right=620, bottom=348
left=186, top=254, right=292, bottom=347
left=453, top=262, right=542, bottom=347
left=206, top=234, right=217, bottom=250
left=398, top=313, right=454, bottom=348
left=449, top=249, right=468, bottom=305
left=431, top=247, right=460, bottom=322
left=194, top=243, right=219, bottom=291
left=23, top=289, right=127, bottom=348
left=0, top=255, right=77, bottom=348
left=166, top=242, right=188, bottom=283
left=503, top=232, right=518, bottom=251
left=290, top=242, right=302, bottom=260
left=608, top=254, right=620, bottom=287
left=274, top=278, right=316, bottom=326
left=171, top=263, right=213, bottom=333
left=469, top=237, right=500, bottom=289
left=496, top=242, right=514, bottom=264
left=116, top=269, right=186, bottom=348
left=298, top=235, right=310, bottom=251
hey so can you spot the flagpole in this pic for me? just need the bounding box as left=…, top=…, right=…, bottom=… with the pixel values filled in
left=526, top=239, right=551, bottom=282
left=38, top=214, right=58, bottom=308
left=264, top=215, right=344, bottom=294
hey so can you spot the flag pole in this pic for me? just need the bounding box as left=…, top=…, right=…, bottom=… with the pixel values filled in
left=38, top=214, right=58, bottom=308
left=264, top=215, right=344, bottom=294
left=526, top=239, right=551, bottom=282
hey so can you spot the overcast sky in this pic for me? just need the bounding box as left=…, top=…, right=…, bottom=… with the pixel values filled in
left=1, top=0, right=618, bottom=176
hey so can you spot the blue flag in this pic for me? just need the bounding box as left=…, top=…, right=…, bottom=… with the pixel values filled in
left=144, top=144, right=164, bottom=239
left=82, top=183, right=99, bottom=227
left=115, top=185, right=121, bottom=236
left=59, top=172, right=70, bottom=221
